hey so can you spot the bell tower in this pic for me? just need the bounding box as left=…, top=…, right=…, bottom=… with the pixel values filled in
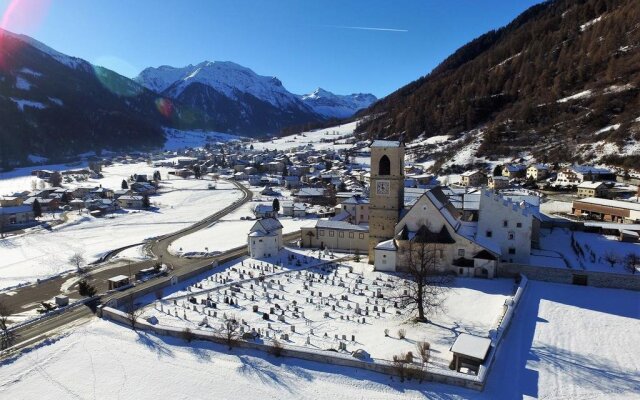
left=368, top=140, right=404, bottom=262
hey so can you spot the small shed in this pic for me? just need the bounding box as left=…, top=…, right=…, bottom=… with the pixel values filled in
left=450, top=333, right=492, bottom=375
left=107, top=275, right=130, bottom=290
left=54, top=295, right=69, bottom=307
left=620, top=230, right=639, bottom=243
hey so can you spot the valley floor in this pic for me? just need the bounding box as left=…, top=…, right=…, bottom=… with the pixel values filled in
left=0, top=174, right=242, bottom=290
left=0, top=281, right=636, bottom=399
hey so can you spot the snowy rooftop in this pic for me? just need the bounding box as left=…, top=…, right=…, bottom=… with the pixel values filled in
left=315, top=219, right=368, bottom=232
left=575, top=197, right=640, bottom=212
left=371, top=140, right=401, bottom=148
left=450, top=333, right=492, bottom=361
left=577, top=181, right=605, bottom=189
left=375, top=239, right=397, bottom=251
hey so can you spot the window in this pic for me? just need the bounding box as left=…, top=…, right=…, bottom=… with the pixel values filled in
left=378, top=155, right=391, bottom=176
left=458, top=249, right=465, bottom=257
left=349, top=232, right=354, bottom=239
left=508, top=231, right=515, bottom=240
left=516, top=222, right=522, bottom=228
left=329, top=231, right=335, bottom=237
left=359, top=233, right=364, bottom=239
left=319, top=230, right=325, bottom=236
left=339, top=232, right=344, bottom=238
left=503, top=220, right=508, bottom=227
left=508, top=248, right=516, bottom=255
left=486, top=230, right=493, bottom=237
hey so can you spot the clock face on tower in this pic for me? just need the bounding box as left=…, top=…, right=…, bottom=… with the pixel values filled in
left=376, top=180, right=390, bottom=195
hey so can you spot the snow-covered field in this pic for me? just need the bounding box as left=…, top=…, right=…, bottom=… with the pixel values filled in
left=532, top=228, right=640, bottom=272
left=140, top=251, right=513, bottom=371
left=0, top=163, right=243, bottom=289
left=168, top=198, right=313, bottom=256
left=482, top=281, right=640, bottom=399
left=251, top=121, right=358, bottom=152
left=1, top=281, right=636, bottom=399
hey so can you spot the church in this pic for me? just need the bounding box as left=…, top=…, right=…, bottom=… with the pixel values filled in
left=302, top=140, right=540, bottom=278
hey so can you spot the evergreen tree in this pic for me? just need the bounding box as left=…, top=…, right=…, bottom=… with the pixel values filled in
left=121, top=179, right=128, bottom=189
left=32, top=199, right=42, bottom=219
left=493, top=165, right=503, bottom=176
left=272, top=198, right=280, bottom=215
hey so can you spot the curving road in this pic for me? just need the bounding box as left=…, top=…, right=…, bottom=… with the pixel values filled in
left=0, top=179, right=266, bottom=356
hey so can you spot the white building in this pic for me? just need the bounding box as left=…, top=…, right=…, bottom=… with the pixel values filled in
left=476, top=190, right=538, bottom=264
left=372, top=188, right=540, bottom=276
left=247, top=218, right=283, bottom=259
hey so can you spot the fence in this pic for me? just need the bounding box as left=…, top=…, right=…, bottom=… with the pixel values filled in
left=498, top=263, right=640, bottom=291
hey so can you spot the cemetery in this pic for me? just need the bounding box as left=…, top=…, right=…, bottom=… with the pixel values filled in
left=139, top=247, right=515, bottom=372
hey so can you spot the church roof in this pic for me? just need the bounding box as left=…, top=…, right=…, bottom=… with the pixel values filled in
left=412, top=225, right=456, bottom=244
left=371, top=140, right=401, bottom=148
left=250, top=218, right=283, bottom=234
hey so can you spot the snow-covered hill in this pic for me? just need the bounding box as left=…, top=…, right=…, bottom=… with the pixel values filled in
left=299, top=88, right=376, bottom=118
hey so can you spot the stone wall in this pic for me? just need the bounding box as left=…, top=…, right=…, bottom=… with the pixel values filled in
left=498, top=263, right=640, bottom=291
left=477, top=275, right=529, bottom=385
left=101, top=306, right=485, bottom=391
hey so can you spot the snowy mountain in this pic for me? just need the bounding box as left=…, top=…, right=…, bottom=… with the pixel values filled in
left=0, top=29, right=168, bottom=168
left=300, top=88, right=376, bottom=119
left=135, top=62, right=323, bottom=135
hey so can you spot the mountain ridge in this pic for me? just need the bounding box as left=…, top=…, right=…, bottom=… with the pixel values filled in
left=355, top=0, right=640, bottom=170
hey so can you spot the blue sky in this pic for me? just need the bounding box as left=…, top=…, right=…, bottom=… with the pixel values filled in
left=1, top=0, right=543, bottom=97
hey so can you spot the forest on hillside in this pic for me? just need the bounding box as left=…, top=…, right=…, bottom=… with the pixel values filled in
left=356, top=0, right=640, bottom=168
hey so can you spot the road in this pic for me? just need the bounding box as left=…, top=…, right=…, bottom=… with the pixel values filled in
left=0, top=179, right=269, bottom=357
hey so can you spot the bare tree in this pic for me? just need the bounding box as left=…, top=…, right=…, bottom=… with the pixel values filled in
left=396, top=240, right=452, bottom=322
left=0, top=302, right=15, bottom=350
left=623, top=252, right=640, bottom=275
left=221, top=314, right=240, bottom=350
left=69, top=252, right=86, bottom=273
left=416, top=341, right=430, bottom=366
left=124, top=295, right=143, bottom=331
left=604, top=251, right=618, bottom=268
left=392, top=353, right=408, bottom=382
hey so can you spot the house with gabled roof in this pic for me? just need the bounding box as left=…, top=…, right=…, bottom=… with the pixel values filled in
left=248, top=218, right=283, bottom=258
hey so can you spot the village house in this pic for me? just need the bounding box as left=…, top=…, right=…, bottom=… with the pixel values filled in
left=295, top=187, right=327, bottom=205
left=526, top=164, right=550, bottom=181
left=0, top=196, right=23, bottom=207
left=557, top=165, right=615, bottom=184
left=488, top=175, right=510, bottom=190
left=0, top=205, right=35, bottom=227
left=117, top=195, right=145, bottom=209
left=334, top=195, right=369, bottom=225
left=253, top=203, right=277, bottom=218
left=23, top=197, right=59, bottom=212
left=460, top=170, right=486, bottom=187
left=281, top=201, right=307, bottom=218
left=577, top=181, right=607, bottom=198
left=501, top=164, right=526, bottom=179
